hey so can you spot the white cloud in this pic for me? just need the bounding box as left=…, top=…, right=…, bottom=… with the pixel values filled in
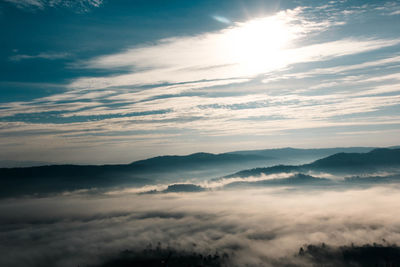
left=9, top=52, right=70, bottom=61
left=212, top=15, right=231, bottom=24
left=71, top=14, right=400, bottom=90
left=72, top=8, right=354, bottom=90
left=389, top=10, right=400, bottom=15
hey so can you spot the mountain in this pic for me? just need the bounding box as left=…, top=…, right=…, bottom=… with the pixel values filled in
left=0, top=147, right=396, bottom=198
left=225, top=148, right=400, bottom=178
left=0, top=160, right=55, bottom=168
left=0, top=151, right=271, bottom=198
left=127, top=152, right=269, bottom=172
left=163, top=184, right=206, bottom=193
left=227, top=147, right=375, bottom=165
left=308, top=148, right=400, bottom=172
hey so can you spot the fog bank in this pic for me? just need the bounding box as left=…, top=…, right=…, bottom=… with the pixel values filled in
left=1, top=186, right=400, bottom=266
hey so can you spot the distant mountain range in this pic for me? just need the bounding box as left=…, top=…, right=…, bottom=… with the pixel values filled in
left=0, top=160, right=55, bottom=168
left=226, top=146, right=377, bottom=164
left=0, top=152, right=271, bottom=196
left=226, top=148, right=400, bottom=178
left=1, top=147, right=378, bottom=168
left=1, top=147, right=399, bottom=197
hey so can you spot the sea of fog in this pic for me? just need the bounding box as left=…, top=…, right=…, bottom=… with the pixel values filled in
left=1, top=185, right=400, bottom=266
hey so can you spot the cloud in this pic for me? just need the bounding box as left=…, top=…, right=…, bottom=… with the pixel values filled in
left=389, top=10, right=400, bottom=15
left=71, top=38, right=400, bottom=90
left=66, top=3, right=399, bottom=93
left=212, top=15, right=231, bottom=25
left=4, top=0, right=103, bottom=11
left=3, top=0, right=43, bottom=9
left=263, top=54, right=400, bottom=83
left=1, top=2, right=400, bottom=163
left=9, top=52, right=70, bottom=61
left=1, top=85, right=399, bottom=164
left=71, top=7, right=341, bottom=89
left=2, top=186, right=400, bottom=266
left=374, top=1, right=400, bottom=16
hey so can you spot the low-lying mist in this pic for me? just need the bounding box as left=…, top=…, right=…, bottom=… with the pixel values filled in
left=2, top=185, right=400, bottom=266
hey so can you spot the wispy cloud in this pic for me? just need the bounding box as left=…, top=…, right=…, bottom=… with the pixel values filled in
left=71, top=8, right=331, bottom=89
left=71, top=37, right=400, bottom=90
left=389, top=10, right=400, bottom=15
left=1, top=1, right=400, bottom=163
left=69, top=1, right=399, bottom=91
left=262, top=54, right=400, bottom=84
left=212, top=15, right=231, bottom=25
left=9, top=52, right=70, bottom=61
left=4, top=0, right=102, bottom=11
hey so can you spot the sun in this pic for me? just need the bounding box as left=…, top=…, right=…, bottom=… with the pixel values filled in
left=222, top=15, right=295, bottom=75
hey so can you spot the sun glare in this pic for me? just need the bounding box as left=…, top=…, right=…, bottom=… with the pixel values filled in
left=223, top=15, right=295, bottom=75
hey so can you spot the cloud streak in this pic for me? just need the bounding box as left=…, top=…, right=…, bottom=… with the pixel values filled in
left=4, top=0, right=103, bottom=11
left=9, top=52, right=70, bottom=62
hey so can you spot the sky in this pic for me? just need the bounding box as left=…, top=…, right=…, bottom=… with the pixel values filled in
left=1, top=0, right=400, bottom=164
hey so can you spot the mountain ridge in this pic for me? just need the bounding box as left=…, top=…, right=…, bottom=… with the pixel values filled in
left=1, top=147, right=399, bottom=198
left=2, top=146, right=378, bottom=168
left=225, top=148, right=400, bottom=178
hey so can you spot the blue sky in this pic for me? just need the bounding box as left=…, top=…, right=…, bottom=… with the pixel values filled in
left=1, top=0, right=400, bottom=164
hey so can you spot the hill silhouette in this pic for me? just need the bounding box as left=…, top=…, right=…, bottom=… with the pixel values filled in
left=0, top=151, right=270, bottom=197
left=127, top=152, right=268, bottom=172
left=163, top=183, right=206, bottom=193
left=226, top=148, right=400, bottom=178
left=308, top=148, right=400, bottom=172
left=1, top=147, right=399, bottom=197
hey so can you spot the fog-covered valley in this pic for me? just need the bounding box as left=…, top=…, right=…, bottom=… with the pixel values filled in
left=1, top=148, right=400, bottom=266
left=2, top=185, right=400, bottom=266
